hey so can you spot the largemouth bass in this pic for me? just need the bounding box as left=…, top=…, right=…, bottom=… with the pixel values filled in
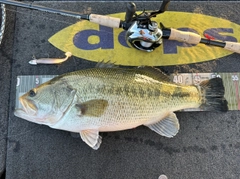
left=14, top=65, right=228, bottom=149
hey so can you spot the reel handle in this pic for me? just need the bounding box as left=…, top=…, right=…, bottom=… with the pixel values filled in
left=159, top=0, right=171, bottom=13
left=125, top=2, right=136, bottom=23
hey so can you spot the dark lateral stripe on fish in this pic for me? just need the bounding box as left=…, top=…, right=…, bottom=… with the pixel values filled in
left=138, top=86, right=146, bottom=98
left=90, top=83, right=184, bottom=99
left=154, top=88, right=161, bottom=97
left=124, top=84, right=130, bottom=96
left=88, top=83, right=143, bottom=98
left=130, top=86, right=138, bottom=96
left=156, top=85, right=192, bottom=100
left=172, top=86, right=191, bottom=98
left=115, top=87, right=123, bottom=95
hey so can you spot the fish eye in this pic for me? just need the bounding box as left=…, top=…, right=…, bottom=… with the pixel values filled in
left=29, top=89, right=36, bottom=97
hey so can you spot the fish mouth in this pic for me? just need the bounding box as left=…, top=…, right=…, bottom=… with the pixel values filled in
left=14, top=96, right=52, bottom=125
left=16, top=97, right=37, bottom=116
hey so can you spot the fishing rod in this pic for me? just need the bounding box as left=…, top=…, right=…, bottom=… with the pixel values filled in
left=1, top=0, right=240, bottom=54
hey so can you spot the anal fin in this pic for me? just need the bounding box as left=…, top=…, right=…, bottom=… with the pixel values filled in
left=80, top=130, right=102, bottom=150
left=146, top=112, right=180, bottom=138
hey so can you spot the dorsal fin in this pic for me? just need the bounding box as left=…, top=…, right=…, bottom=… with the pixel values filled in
left=136, top=66, right=170, bottom=82
left=95, top=60, right=118, bottom=68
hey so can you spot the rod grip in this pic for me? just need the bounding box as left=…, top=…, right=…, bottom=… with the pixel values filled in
left=169, top=28, right=201, bottom=44
left=224, top=41, right=240, bottom=54
left=89, top=14, right=121, bottom=28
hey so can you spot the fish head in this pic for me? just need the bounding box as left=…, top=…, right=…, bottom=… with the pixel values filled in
left=14, top=80, right=77, bottom=126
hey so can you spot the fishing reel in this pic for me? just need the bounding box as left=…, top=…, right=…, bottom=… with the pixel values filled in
left=122, top=1, right=170, bottom=52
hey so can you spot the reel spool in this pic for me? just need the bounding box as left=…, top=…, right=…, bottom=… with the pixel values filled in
left=123, top=1, right=170, bottom=52
left=126, top=20, right=162, bottom=52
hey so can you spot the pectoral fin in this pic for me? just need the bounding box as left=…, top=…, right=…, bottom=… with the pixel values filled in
left=146, top=112, right=180, bottom=138
left=80, top=130, right=102, bottom=150
left=76, top=99, right=108, bottom=117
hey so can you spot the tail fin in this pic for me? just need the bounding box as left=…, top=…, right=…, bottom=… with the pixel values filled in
left=199, top=78, right=228, bottom=112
